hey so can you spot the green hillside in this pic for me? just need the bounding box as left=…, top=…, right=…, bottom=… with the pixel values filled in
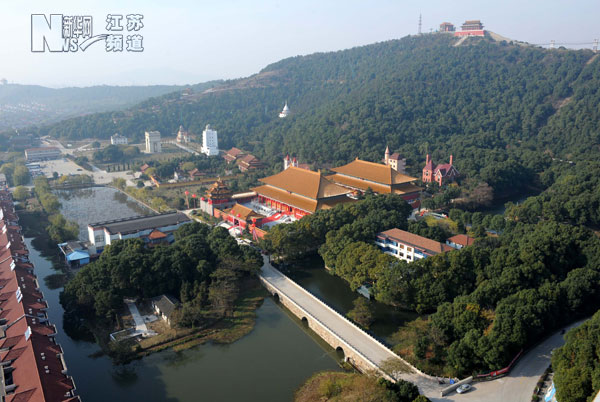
left=30, top=34, right=597, bottom=162
left=17, top=34, right=600, bottom=216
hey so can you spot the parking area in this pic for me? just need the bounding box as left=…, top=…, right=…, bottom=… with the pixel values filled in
left=37, top=158, right=136, bottom=185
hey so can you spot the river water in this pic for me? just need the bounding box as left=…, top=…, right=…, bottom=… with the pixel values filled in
left=26, top=187, right=342, bottom=402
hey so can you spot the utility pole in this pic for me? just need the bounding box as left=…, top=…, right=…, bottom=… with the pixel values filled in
left=418, top=14, right=422, bottom=35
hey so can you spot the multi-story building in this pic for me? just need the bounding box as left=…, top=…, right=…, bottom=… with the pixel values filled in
left=87, top=212, right=191, bottom=252
left=439, top=22, right=455, bottom=32
left=422, top=154, right=460, bottom=186
left=223, top=147, right=246, bottom=164
left=454, top=20, right=485, bottom=37
left=145, top=131, right=162, bottom=153
left=328, top=158, right=421, bottom=205
left=0, top=190, right=80, bottom=401
left=24, top=147, right=61, bottom=161
left=252, top=166, right=353, bottom=219
left=0, top=173, right=7, bottom=187
left=237, top=154, right=264, bottom=172
left=201, top=124, right=219, bottom=156
left=375, top=228, right=453, bottom=263
left=110, top=134, right=128, bottom=145
left=383, top=146, right=407, bottom=173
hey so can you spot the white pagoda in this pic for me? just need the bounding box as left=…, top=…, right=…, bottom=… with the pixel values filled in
left=279, top=102, right=290, bottom=118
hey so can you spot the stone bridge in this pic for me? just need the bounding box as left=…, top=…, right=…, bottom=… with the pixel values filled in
left=259, top=256, right=438, bottom=390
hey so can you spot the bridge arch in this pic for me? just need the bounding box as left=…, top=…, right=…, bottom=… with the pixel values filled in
left=335, top=346, right=346, bottom=362
left=272, top=292, right=280, bottom=302
left=301, top=317, right=309, bottom=327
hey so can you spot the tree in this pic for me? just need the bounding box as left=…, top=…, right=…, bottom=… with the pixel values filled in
left=91, top=141, right=101, bottom=148
left=12, top=165, right=29, bottom=186
left=208, top=267, right=239, bottom=316
left=469, top=183, right=493, bottom=207
left=112, top=178, right=126, bottom=190
left=347, top=297, right=374, bottom=329
left=12, top=186, right=29, bottom=201
left=552, top=309, right=600, bottom=402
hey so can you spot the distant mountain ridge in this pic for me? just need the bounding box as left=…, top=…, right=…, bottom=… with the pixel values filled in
left=0, top=83, right=219, bottom=130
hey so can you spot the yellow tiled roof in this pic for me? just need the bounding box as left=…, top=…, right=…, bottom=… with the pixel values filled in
left=259, top=167, right=350, bottom=200
left=331, top=159, right=417, bottom=185
left=252, top=185, right=318, bottom=212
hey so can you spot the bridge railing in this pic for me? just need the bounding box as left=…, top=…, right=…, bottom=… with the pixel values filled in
left=260, top=263, right=436, bottom=381
left=258, top=274, right=391, bottom=381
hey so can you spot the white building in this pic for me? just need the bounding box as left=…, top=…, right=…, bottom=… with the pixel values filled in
left=375, top=228, right=452, bottom=263
left=283, top=155, right=298, bottom=170
left=201, top=124, right=219, bottom=156
left=384, top=146, right=407, bottom=174
left=110, top=134, right=128, bottom=145
left=24, top=147, right=61, bottom=162
left=145, top=131, right=162, bottom=153
left=279, top=102, right=290, bottom=118
left=87, top=212, right=191, bottom=252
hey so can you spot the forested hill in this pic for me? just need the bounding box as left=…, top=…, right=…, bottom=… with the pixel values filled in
left=28, top=34, right=599, bottom=173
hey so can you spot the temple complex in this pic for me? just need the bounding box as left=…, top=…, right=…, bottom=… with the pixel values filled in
left=327, top=158, right=421, bottom=204
left=252, top=167, right=352, bottom=218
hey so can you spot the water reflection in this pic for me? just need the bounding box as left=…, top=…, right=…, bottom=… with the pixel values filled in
left=26, top=187, right=342, bottom=402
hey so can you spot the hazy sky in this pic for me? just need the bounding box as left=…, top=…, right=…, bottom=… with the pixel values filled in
left=1, top=0, right=598, bottom=87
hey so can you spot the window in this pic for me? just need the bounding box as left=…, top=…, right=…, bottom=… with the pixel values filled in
left=407, top=247, right=412, bottom=252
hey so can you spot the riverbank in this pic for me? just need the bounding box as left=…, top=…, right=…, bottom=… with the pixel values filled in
left=119, top=280, right=268, bottom=361
left=295, top=371, right=427, bottom=402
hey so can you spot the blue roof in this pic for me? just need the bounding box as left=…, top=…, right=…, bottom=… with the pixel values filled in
left=66, top=250, right=90, bottom=262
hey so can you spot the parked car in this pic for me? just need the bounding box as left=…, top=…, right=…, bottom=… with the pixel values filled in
left=456, top=384, right=472, bottom=394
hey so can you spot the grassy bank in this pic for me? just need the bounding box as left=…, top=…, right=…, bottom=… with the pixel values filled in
left=97, top=279, right=268, bottom=364
left=295, top=371, right=429, bottom=402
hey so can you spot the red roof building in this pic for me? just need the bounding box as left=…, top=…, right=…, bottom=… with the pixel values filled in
left=422, top=154, right=460, bottom=186
left=439, top=22, right=455, bottom=32
left=237, top=154, right=264, bottom=172
left=376, top=228, right=453, bottom=262
left=0, top=190, right=79, bottom=402
left=454, top=20, right=485, bottom=37
left=223, top=147, right=246, bottom=164
left=446, top=234, right=475, bottom=250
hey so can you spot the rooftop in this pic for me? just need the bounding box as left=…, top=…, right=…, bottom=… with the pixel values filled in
left=447, top=234, right=475, bottom=247
left=258, top=166, right=350, bottom=200
left=25, top=147, right=60, bottom=152
left=225, top=203, right=265, bottom=221
left=152, top=294, right=179, bottom=319
left=378, top=228, right=453, bottom=255
left=89, top=212, right=191, bottom=235
left=331, top=159, right=417, bottom=186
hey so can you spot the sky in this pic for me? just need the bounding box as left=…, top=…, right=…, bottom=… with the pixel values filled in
left=1, top=0, right=599, bottom=87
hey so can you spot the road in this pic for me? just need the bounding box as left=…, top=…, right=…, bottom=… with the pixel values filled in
left=260, top=258, right=444, bottom=397
left=430, top=320, right=585, bottom=402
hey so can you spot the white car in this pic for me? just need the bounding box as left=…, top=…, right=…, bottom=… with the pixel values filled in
left=456, top=384, right=472, bottom=394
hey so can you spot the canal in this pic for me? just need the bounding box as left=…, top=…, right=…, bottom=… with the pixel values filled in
left=26, top=187, right=342, bottom=402
left=287, top=258, right=420, bottom=343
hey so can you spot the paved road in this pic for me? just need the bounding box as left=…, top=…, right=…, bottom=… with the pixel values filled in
left=430, top=320, right=585, bottom=402
left=260, top=258, right=443, bottom=396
